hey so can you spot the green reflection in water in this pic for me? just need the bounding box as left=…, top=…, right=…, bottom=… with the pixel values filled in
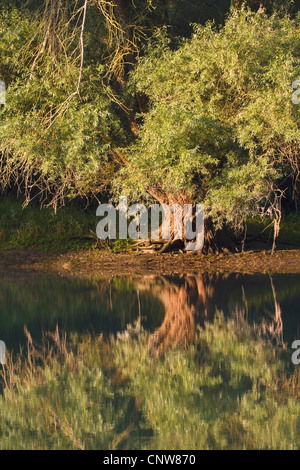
left=0, top=274, right=165, bottom=350
left=0, top=272, right=299, bottom=449
left=0, top=273, right=300, bottom=350
left=0, top=315, right=299, bottom=450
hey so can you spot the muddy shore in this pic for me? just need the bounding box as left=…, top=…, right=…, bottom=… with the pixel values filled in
left=1, top=248, right=300, bottom=278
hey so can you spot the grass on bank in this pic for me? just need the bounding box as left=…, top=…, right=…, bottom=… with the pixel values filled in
left=0, top=196, right=136, bottom=252
left=246, top=214, right=300, bottom=249
left=0, top=196, right=98, bottom=251
left=0, top=315, right=300, bottom=450
left=1, top=196, right=300, bottom=252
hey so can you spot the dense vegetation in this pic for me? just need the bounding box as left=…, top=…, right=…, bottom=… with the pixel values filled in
left=0, top=0, right=300, bottom=249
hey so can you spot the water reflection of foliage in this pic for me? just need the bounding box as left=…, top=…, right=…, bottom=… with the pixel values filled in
left=0, top=276, right=165, bottom=347
left=135, top=273, right=293, bottom=355
left=115, top=315, right=299, bottom=450
left=1, top=272, right=299, bottom=351
left=1, top=315, right=299, bottom=449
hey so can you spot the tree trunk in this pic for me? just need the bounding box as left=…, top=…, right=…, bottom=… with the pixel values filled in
left=157, top=217, right=237, bottom=254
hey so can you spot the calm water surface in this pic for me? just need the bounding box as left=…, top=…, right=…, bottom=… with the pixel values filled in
left=0, top=271, right=300, bottom=449
left=1, top=272, right=299, bottom=349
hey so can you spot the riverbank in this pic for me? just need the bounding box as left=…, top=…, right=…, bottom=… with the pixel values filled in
left=1, top=196, right=300, bottom=277
left=1, top=248, right=300, bottom=278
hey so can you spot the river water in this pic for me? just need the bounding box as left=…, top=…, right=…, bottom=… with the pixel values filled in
left=0, top=271, right=300, bottom=449
left=1, top=272, right=299, bottom=350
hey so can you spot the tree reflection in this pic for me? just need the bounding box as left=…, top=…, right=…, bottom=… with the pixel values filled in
left=136, top=274, right=219, bottom=355
left=136, top=272, right=288, bottom=356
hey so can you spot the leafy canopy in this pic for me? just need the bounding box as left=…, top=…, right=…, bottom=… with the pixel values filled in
left=116, top=7, right=300, bottom=229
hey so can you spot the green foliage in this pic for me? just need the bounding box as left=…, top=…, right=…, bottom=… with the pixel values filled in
left=115, top=8, right=300, bottom=229
left=0, top=4, right=127, bottom=205
left=0, top=3, right=300, bottom=237
left=0, top=196, right=97, bottom=250
left=247, top=212, right=300, bottom=247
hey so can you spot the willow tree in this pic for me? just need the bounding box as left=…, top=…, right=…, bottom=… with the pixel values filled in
left=0, top=1, right=123, bottom=208
left=0, top=0, right=232, bottom=210
left=114, top=7, right=300, bottom=251
left=0, top=3, right=299, bottom=250
left=0, top=0, right=156, bottom=208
